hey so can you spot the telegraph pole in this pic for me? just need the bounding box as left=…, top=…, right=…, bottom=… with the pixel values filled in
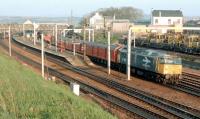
left=127, top=29, right=132, bottom=80
left=41, top=34, right=45, bottom=78
left=107, top=31, right=111, bottom=75
left=8, top=26, right=11, bottom=56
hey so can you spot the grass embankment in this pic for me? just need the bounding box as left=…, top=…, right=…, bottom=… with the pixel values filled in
left=0, top=52, right=117, bottom=119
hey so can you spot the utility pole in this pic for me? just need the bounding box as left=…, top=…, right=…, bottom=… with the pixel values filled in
left=127, top=29, right=132, bottom=81
left=8, top=26, right=11, bottom=56
left=107, top=31, right=111, bottom=75
left=41, top=34, right=45, bottom=78
left=55, top=24, right=58, bottom=52
left=83, top=18, right=87, bottom=60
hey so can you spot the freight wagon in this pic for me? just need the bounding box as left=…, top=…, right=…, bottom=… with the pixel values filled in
left=58, top=41, right=182, bottom=84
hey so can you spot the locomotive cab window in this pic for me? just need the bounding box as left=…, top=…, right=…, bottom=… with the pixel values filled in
left=159, top=57, right=182, bottom=64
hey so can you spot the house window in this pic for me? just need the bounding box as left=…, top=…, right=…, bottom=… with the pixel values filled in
left=168, top=19, right=171, bottom=25
left=155, top=19, right=158, bottom=24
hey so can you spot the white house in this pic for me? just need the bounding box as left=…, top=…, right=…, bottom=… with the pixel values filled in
left=151, top=10, right=183, bottom=26
left=150, top=10, right=183, bottom=33
left=89, top=12, right=116, bottom=30
left=89, top=12, right=131, bottom=32
left=89, top=12, right=104, bottom=29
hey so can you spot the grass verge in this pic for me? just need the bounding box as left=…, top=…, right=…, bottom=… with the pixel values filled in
left=0, top=51, right=117, bottom=119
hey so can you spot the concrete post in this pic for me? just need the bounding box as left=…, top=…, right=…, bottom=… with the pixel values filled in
left=53, top=27, right=55, bottom=36
left=33, top=23, right=36, bottom=45
left=92, top=29, right=94, bottom=42
left=8, top=26, right=11, bottom=56
left=23, top=24, right=25, bottom=36
left=88, top=30, right=91, bottom=42
left=83, top=26, right=86, bottom=60
left=41, top=34, right=45, bottom=78
left=63, top=30, right=66, bottom=38
left=73, top=43, right=76, bottom=56
left=3, top=30, right=5, bottom=40
left=127, top=29, right=132, bottom=81
left=61, top=31, right=62, bottom=41
left=55, top=24, right=58, bottom=52
left=108, top=31, right=111, bottom=75
left=133, top=32, right=136, bottom=48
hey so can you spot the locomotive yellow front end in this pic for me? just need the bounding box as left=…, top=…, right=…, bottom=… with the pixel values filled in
left=157, top=56, right=182, bottom=84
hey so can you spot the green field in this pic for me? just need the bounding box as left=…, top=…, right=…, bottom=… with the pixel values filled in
left=0, top=52, right=117, bottom=119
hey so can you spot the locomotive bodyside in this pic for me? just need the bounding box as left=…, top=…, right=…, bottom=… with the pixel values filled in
left=118, top=47, right=182, bottom=84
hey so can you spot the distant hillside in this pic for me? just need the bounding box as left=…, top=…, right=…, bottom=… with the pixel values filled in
left=0, top=16, right=81, bottom=25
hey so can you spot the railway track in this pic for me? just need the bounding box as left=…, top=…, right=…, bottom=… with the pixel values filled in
left=0, top=40, right=168, bottom=119
left=175, top=72, right=200, bottom=97
left=10, top=38, right=200, bottom=119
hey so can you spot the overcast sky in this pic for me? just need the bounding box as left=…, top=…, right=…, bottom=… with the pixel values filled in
left=1, top=0, right=199, bottom=17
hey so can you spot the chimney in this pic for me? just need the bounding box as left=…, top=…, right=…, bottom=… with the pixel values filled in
left=159, top=11, right=161, bottom=17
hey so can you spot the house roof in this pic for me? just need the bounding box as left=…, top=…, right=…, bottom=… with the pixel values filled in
left=152, top=10, right=183, bottom=17
left=24, top=20, right=33, bottom=25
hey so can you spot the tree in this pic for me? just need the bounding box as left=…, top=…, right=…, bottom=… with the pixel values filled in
left=86, top=7, right=143, bottom=21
